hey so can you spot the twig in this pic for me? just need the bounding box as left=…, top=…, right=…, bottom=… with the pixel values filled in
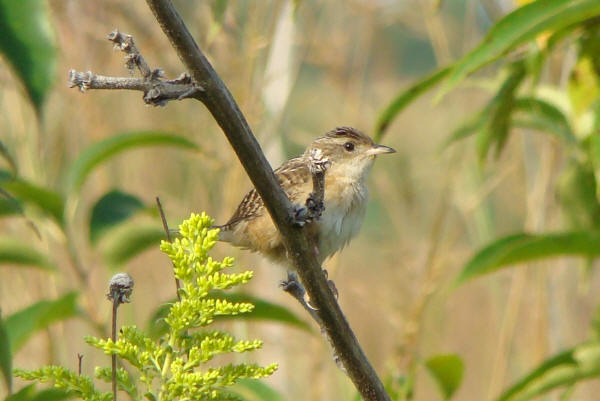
left=155, top=197, right=181, bottom=301
left=106, top=273, right=134, bottom=401
left=68, top=30, right=204, bottom=107
left=305, top=148, right=329, bottom=222
left=107, top=30, right=152, bottom=78
left=290, top=148, right=329, bottom=227
left=70, top=4, right=390, bottom=399
left=77, top=353, right=83, bottom=375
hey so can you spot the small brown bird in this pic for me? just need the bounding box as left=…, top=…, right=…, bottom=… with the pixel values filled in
left=218, top=127, right=395, bottom=268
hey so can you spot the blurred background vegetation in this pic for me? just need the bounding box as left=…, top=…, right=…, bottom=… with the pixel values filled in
left=1, top=0, right=600, bottom=400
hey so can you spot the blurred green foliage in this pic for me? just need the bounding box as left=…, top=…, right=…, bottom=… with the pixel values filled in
left=376, top=0, right=600, bottom=400
left=1, top=0, right=600, bottom=400
left=0, top=0, right=55, bottom=114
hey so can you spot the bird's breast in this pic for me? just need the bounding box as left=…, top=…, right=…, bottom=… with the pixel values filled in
left=317, top=179, right=368, bottom=261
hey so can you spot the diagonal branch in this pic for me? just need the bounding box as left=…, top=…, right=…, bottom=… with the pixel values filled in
left=69, top=3, right=391, bottom=400
left=144, top=3, right=391, bottom=399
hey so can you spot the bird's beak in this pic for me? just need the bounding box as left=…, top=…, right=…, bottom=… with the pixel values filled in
left=366, top=144, right=396, bottom=156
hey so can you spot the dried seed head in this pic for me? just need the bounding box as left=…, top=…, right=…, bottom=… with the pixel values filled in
left=107, top=273, right=134, bottom=304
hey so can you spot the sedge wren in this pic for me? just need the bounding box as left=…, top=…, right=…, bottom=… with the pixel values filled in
left=218, top=127, right=395, bottom=268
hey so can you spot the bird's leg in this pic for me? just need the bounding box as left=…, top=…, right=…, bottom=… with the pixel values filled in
left=280, top=271, right=322, bottom=318
left=290, top=204, right=310, bottom=227
left=293, top=149, right=340, bottom=298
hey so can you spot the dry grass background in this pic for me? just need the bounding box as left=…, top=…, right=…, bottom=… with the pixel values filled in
left=1, top=1, right=600, bottom=400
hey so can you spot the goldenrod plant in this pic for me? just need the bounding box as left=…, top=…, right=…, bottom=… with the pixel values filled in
left=15, top=213, right=277, bottom=401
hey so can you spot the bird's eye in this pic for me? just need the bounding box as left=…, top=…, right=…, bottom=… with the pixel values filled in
left=344, top=142, right=355, bottom=151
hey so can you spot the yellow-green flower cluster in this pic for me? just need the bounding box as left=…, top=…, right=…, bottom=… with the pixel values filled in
left=14, top=366, right=112, bottom=401
left=15, top=213, right=278, bottom=401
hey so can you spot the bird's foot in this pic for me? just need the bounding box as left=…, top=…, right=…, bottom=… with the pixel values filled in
left=281, top=271, right=321, bottom=311
left=291, top=205, right=310, bottom=227
left=280, top=271, right=306, bottom=301
left=290, top=197, right=325, bottom=227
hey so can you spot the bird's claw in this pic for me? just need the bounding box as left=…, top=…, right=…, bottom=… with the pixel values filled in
left=291, top=195, right=325, bottom=227
left=279, top=271, right=305, bottom=300
left=291, top=205, right=310, bottom=227
left=327, top=279, right=339, bottom=299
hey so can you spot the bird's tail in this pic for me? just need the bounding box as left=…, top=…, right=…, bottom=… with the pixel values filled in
left=212, top=224, right=232, bottom=242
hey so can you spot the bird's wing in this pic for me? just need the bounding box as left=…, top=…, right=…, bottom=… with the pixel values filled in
left=221, top=156, right=310, bottom=229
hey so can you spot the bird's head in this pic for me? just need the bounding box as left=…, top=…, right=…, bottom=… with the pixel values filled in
left=306, top=127, right=395, bottom=181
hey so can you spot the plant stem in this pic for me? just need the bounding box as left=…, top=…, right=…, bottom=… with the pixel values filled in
left=77, top=353, right=83, bottom=375
left=156, top=197, right=181, bottom=302
left=112, top=298, right=118, bottom=401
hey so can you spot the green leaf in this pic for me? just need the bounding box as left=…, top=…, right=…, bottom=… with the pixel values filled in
left=0, top=171, right=64, bottom=223
left=0, top=237, right=55, bottom=271
left=0, top=0, right=56, bottom=113
left=66, top=131, right=199, bottom=194
left=211, top=0, right=228, bottom=25
left=425, top=354, right=464, bottom=400
left=374, top=66, right=451, bottom=142
left=229, top=378, right=287, bottom=401
left=457, top=231, right=600, bottom=285
left=443, top=88, right=575, bottom=154
left=89, top=190, right=145, bottom=244
left=29, top=388, right=72, bottom=401
left=101, top=223, right=165, bottom=267
left=442, top=107, right=491, bottom=148
left=557, top=160, right=600, bottom=230
left=511, top=97, right=576, bottom=144
left=569, top=57, right=600, bottom=116
left=147, top=292, right=311, bottom=339
left=5, top=385, right=71, bottom=401
left=496, top=343, right=600, bottom=401
left=476, top=62, right=526, bottom=163
left=5, top=384, right=35, bottom=401
left=0, top=139, right=17, bottom=175
left=4, top=292, right=79, bottom=353
left=0, top=195, right=23, bottom=217
left=438, top=0, right=600, bottom=100
left=569, top=23, right=600, bottom=116
left=579, top=21, right=600, bottom=75
left=0, top=313, right=12, bottom=394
